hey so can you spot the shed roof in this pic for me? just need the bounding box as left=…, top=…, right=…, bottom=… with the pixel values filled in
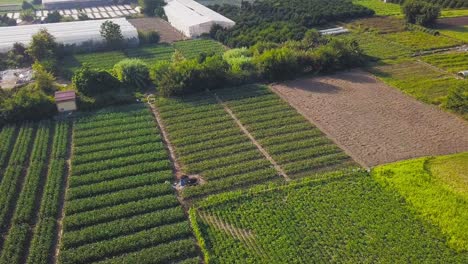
left=0, top=18, right=138, bottom=53
left=164, top=0, right=235, bottom=27
left=55, top=90, right=76, bottom=102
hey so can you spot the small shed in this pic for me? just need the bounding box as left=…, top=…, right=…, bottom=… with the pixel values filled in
left=458, top=70, right=468, bottom=79
left=55, top=90, right=77, bottom=112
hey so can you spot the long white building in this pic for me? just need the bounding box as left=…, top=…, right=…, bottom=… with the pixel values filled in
left=164, top=0, right=235, bottom=38
left=0, top=18, right=139, bottom=53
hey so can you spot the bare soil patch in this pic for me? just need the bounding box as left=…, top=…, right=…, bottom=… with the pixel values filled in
left=437, top=16, right=468, bottom=28
left=128, top=17, right=186, bottom=43
left=271, top=70, right=468, bottom=167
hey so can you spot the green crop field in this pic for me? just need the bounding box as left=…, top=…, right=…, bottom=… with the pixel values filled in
left=373, top=152, right=468, bottom=252
left=338, top=33, right=411, bottom=60
left=0, top=121, right=70, bottom=263
left=352, top=0, right=402, bottom=16
left=439, top=25, right=468, bottom=42
left=59, top=104, right=200, bottom=264
left=155, top=85, right=355, bottom=199
left=192, top=173, right=467, bottom=262
left=383, top=31, right=463, bottom=51
left=369, top=59, right=467, bottom=105
left=440, top=9, right=468, bottom=18
left=60, top=39, right=225, bottom=78
left=422, top=52, right=468, bottom=73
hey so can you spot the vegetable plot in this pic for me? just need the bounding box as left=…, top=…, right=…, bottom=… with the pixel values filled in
left=59, top=104, right=199, bottom=264
left=156, top=93, right=280, bottom=199
left=215, top=85, right=357, bottom=179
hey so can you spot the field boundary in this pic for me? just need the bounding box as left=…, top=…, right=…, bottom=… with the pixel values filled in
left=52, top=122, right=73, bottom=264
left=269, top=85, right=369, bottom=168
left=212, top=92, right=291, bottom=181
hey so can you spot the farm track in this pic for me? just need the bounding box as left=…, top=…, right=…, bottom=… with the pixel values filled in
left=212, top=92, right=291, bottom=181
left=52, top=122, right=73, bottom=264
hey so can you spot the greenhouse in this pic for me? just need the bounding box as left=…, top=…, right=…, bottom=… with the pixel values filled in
left=164, top=0, right=235, bottom=38
left=42, top=0, right=111, bottom=8
left=0, top=18, right=139, bottom=53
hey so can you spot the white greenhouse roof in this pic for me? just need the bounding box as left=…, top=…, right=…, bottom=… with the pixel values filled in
left=43, top=0, right=109, bottom=8
left=0, top=18, right=138, bottom=53
left=164, top=0, right=235, bottom=37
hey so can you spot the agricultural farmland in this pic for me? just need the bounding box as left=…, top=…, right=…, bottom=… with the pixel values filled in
left=193, top=173, right=467, bottom=263
left=154, top=85, right=355, bottom=198
left=61, top=39, right=225, bottom=77
left=0, top=121, right=71, bottom=264
left=59, top=104, right=200, bottom=264
left=421, top=52, right=468, bottom=74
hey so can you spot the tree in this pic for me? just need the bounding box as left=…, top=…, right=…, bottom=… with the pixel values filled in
left=44, top=11, right=62, bottom=23
left=445, top=83, right=468, bottom=114
left=32, top=62, right=58, bottom=94
left=254, top=47, right=300, bottom=81
left=100, top=21, right=124, bottom=49
left=138, top=0, right=165, bottom=16
left=113, top=59, right=151, bottom=91
left=403, top=0, right=441, bottom=26
left=27, top=29, right=58, bottom=62
left=72, top=64, right=120, bottom=96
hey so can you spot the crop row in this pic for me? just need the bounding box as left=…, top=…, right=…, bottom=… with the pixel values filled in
left=73, top=134, right=158, bottom=155
left=74, top=119, right=154, bottom=138
left=0, top=126, right=16, bottom=169
left=27, top=121, right=71, bottom=264
left=62, top=207, right=186, bottom=249
left=74, top=114, right=153, bottom=132
left=0, top=125, right=35, bottom=231
left=156, top=94, right=279, bottom=198
left=73, top=126, right=156, bottom=146
left=421, top=52, right=468, bottom=74
left=216, top=85, right=356, bottom=178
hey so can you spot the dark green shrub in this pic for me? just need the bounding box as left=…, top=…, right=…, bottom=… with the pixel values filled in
left=113, top=59, right=151, bottom=91
left=72, top=64, right=121, bottom=96
left=445, top=83, right=468, bottom=114
left=402, top=0, right=441, bottom=27
left=138, top=30, right=160, bottom=44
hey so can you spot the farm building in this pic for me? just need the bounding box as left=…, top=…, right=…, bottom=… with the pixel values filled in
left=42, top=0, right=111, bottom=8
left=55, top=90, right=77, bottom=112
left=164, top=0, right=235, bottom=38
left=0, top=18, right=139, bottom=53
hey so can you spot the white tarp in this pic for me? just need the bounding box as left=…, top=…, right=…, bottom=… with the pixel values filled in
left=164, top=0, right=235, bottom=38
left=0, top=18, right=139, bottom=53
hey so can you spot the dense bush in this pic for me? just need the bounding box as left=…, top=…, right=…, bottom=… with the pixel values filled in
left=113, top=59, right=151, bottom=91
left=0, top=14, right=17, bottom=27
left=27, top=29, right=59, bottom=71
left=254, top=47, right=300, bottom=81
left=73, top=64, right=121, bottom=96
left=209, top=0, right=374, bottom=47
left=44, top=11, right=62, bottom=23
left=402, top=0, right=441, bottom=26
left=138, top=0, right=165, bottom=16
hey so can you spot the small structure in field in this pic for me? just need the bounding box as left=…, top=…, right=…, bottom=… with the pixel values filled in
left=458, top=70, right=468, bottom=79
left=319, top=27, right=349, bottom=36
left=55, top=90, right=77, bottom=112
left=163, top=0, right=235, bottom=38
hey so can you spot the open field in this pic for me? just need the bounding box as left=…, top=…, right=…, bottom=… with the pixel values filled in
left=193, top=173, right=467, bottom=262
left=383, top=31, right=463, bottom=51
left=61, top=39, right=225, bottom=77
left=421, top=52, right=468, bottom=73
left=370, top=59, right=466, bottom=105
left=271, top=70, right=468, bottom=167
left=373, top=152, right=468, bottom=251
left=338, top=33, right=411, bottom=60
left=437, top=17, right=468, bottom=42
left=128, top=17, right=186, bottom=43
left=352, top=0, right=401, bottom=16
left=441, top=10, right=468, bottom=18
left=155, top=86, right=355, bottom=198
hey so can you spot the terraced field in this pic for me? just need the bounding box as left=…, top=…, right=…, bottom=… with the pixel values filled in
left=59, top=104, right=200, bottom=264
left=421, top=52, right=468, bottom=74
left=155, top=85, right=356, bottom=199
left=0, top=121, right=71, bottom=264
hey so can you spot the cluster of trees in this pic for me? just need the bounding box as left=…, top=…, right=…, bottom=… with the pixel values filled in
left=138, top=0, right=166, bottom=17
left=209, top=0, right=374, bottom=47
left=0, top=14, right=16, bottom=27
left=388, top=0, right=467, bottom=8
left=402, top=0, right=441, bottom=26
left=445, top=83, right=468, bottom=116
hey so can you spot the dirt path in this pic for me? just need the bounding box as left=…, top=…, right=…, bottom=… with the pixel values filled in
left=212, top=92, right=291, bottom=181
left=271, top=70, right=468, bottom=167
